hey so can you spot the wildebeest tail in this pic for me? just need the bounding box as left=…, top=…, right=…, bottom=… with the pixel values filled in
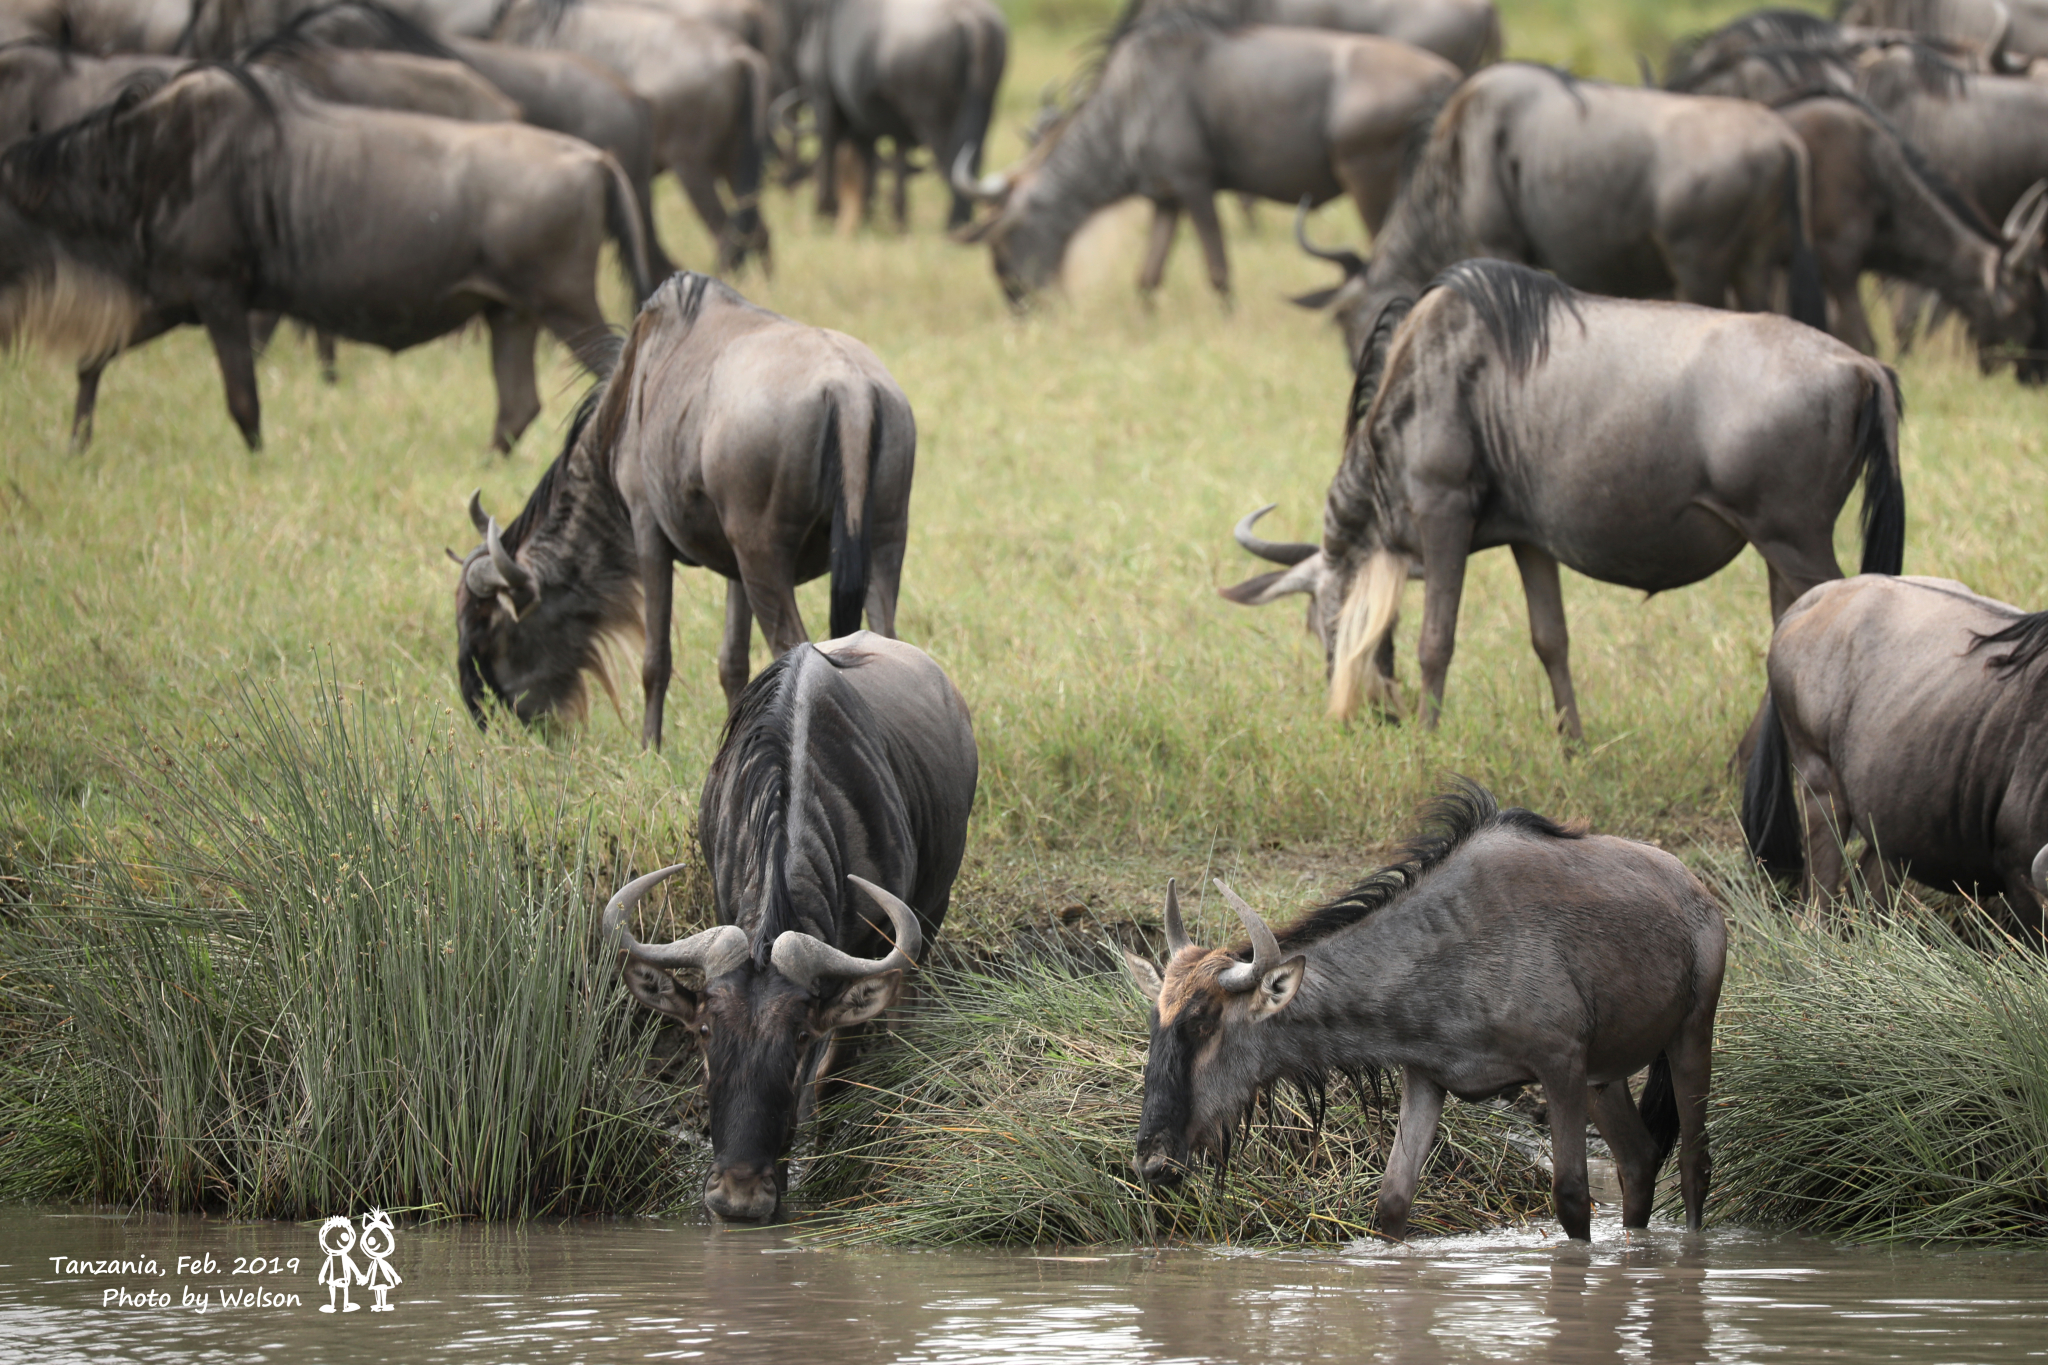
left=1742, top=687, right=1805, bottom=875
left=823, top=390, right=877, bottom=638
left=1855, top=368, right=1905, bottom=575
left=1783, top=155, right=1828, bottom=332
left=598, top=151, right=656, bottom=304
left=1638, top=1053, right=1680, bottom=1172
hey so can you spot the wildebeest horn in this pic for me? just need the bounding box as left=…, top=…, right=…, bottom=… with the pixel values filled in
left=604, top=863, right=751, bottom=979
left=2033, top=844, right=2048, bottom=895
left=1162, top=878, right=1191, bottom=956
left=486, top=515, right=536, bottom=609
left=950, top=144, right=1010, bottom=202
left=468, top=488, right=491, bottom=536
left=2003, top=179, right=2048, bottom=243
left=1212, top=879, right=1279, bottom=993
left=769, top=875, right=922, bottom=991
left=1293, top=197, right=1367, bottom=278
left=1234, top=503, right=1318, bottom=566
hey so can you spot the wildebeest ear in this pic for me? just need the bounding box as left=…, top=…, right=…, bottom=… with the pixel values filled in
left=1247, top=955, right=1305, bottom=1020
left=1288, top=286, right=1342, bottom=310
left=1122, top=950, right=1162, bottom=1003
left=813, top=969, right=903, bottom=1031
left=618, top=953, right=698, bottom=1022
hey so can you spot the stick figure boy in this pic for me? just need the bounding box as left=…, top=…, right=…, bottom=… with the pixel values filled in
left=358, top=1209, right=402, bottom=1313
left=317, top=1215, right=363, bottom=1313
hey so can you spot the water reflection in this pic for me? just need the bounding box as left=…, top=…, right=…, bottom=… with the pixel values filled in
left=3, top=1208, right=2045, bottom=1364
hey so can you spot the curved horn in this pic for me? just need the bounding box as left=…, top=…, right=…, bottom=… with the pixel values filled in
left=769, top=875, right=922, bottom=991
left=603, top=863, right=751, bottom=978
left=1162, top=878, right=1191, bottom=956
left=486, top=516, right=536, bottom=606
left=2004, top=179, right=2048, bottom=242
left=1294, top=196, right=1367, bottom=278
left=463, top=547, right=506, bottom=599
left=1234, top=503, right=1318, bottom=566
left=1212, top=879, right=1279, bottom=993
left=468, top=488, right=491, bottom=536
left=950, top=144, right=1010, bottom=202
left=2033, top=844, right=2047, bottom=895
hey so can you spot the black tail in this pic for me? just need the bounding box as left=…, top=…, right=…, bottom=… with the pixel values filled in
left=598, top=152, right=655, bottom=304
left=1742, top=688, right=1805, bottom=876
left=1855, top=370, right=1905, bottom=575
left=1638, top=1054, right=1680, bottom=1174
left=1784, top=159, right=1828, bottom=332
left=824, top=394, right=875, bottom=639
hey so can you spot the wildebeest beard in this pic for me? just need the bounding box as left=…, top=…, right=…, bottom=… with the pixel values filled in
left=696, top=967, right=833, bottom=1203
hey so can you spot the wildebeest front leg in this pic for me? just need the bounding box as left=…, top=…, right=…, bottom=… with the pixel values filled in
left=199, top=302, right=261, bottom=451
left=1375, top=1066, right=1445, bottom=1239
left=1587, top=1080, right=1660, bottom=1229
left=1511, top=544, right=1581, bottom=741
left=1137, top=201, right=1181, bottom=299
left=484, top=306, right=542, bottom=454
left=718, top=577, right=754, bottom=709
left=1183, top=191, right=1232, bottom=305
left=1544, top=1069, right=1594, bottom=1241
left=1415, top=505, right=1475, bottom=728
left=637, top=525, right=675, bottom=749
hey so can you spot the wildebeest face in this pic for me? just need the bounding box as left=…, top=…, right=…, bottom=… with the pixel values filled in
left=453, top=561, right=590, bottom=728
left=621, top=957, right=902, bottom=1221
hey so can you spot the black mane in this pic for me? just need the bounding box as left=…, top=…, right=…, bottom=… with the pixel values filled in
left=1273, top=781, right=1584, bottom=951
left=1665, top=8, right=1846, bottom=87
left=244, top=0, right=459, bottom=62
left=1426, top=258, right=1584, bottom=378
left=1971, top=609, right=2048, bottom=677
left=500, top=335, right=624, bottom=552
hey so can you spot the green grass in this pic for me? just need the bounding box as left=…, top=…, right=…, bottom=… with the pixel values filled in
left=2, top=0, right=2047, bottom=1234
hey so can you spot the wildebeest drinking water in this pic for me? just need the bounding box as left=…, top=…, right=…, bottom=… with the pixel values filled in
left=456, top=273, right=914, bottom=745
left=1223, top=260, right=1905, bottom=736
left=1122, top=785, right=1726, bottom=1242
left=1744, top=575, right=2048, bottom=928
left=604, top=633, right=978, bottom=1220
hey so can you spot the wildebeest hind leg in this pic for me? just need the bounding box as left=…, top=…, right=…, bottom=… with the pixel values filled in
left=1183, top=191, right=1232, bottom=305
left=484, top=307, right=541, bottom=453
left=1668, top=1010, right=1716, bottom=1232
left=718, top=578, right=754, bottom=709
left=738, top=554, right=807, bottom=660
left=199, top=303, right=261, bottom=451
left=1375, top=1067, right=1445, bottom=1240
left=1511, top=544, right=1581, bottom=741
left=864, top=533, right=904, bottom=638
left=1732, top=557, right=1841, bottom=768
left=1588, top=1080, right=1659, bottom=1228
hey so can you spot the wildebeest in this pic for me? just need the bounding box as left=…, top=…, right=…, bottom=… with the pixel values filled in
left=494, top=0, right=771, bottom=271
left=1107, top=0, right=1500, bottom=71
left=1777, top=92, right=2048, bottom=365
left=1744, top=574, right=2048, bottom=928
left=798, top=0, right=1007, bottom=230
left=456, top=273, right=914, bottom=744
left=1122, top=784, right=1726, bottom=1242
left=1841, top=0, right=2022, bottom=63
left=1857, top=42, right=2048, bottom=221
left=1223, top=260, right=1904, bottom=734
left=1295, top=63, right=1829, bottom=365
left=955, top=15, right=1459, bottom=305
left=0, top=64, right=649, bottom=451
left=604, top=631, right=977, bottom=1220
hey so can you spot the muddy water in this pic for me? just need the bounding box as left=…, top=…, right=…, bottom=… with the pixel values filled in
left=4, top=1206, right=2046, bottom=1364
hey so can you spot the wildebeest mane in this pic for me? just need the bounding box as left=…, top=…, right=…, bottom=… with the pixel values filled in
left=1426, top=258, right=1584, bottom=378
left=1663, top=8, right=1846, bottom=88
left=1669, top=40, right=1855, bottom=93
left=1970, top=609, right=2048, bottom=676
left=1343, top=293, right=1413, bottom=439
left=260, top=0, right=462, bottom=61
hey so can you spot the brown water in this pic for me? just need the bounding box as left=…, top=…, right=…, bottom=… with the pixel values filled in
left=4, top=1205, right=2046, bottom=1364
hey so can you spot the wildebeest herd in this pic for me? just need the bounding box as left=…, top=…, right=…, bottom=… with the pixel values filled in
left=5, top=0, right=2046, bottom=1242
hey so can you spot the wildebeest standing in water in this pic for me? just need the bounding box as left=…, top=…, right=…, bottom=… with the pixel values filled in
left=1775, top=92, right=2048, bottom=364
left=457, top=273, right=914, bottom=746
left=1222, top=260, right=1904, bottom=735
left=605, top=633, right=977, bottom=1220
left=1107, top=0, right=1500, bottom=72
left=0, top=65, right=651, bottom=451
left=799, top=0, right=1007, bottom=230
left=1293, top=64, right=1828, bottom=365
left=1744, top=575, right=2048, bottom=929
left=954, top=15, right=1459, bottom=305
left=1122, top=785, right=1726, bottom=1242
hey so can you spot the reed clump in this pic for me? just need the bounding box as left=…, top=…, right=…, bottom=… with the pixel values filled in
left=0, top=684, right=676, bottom=1218
left=793, top=946, right=1554, bottom=1246
left=1699, top=858, right=2048, bottom=1243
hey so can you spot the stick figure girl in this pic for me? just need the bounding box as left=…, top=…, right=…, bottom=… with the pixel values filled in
left=317, top=1216, right=362, bottom=1313
left=358, top=1209, right=402, bottom=1313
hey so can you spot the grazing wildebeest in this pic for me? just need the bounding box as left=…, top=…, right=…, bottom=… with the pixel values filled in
left=1857, top=42, right=2048, bottom=221
left=1108, top=0, right=1500, bottom=72
left=455, top=273, right=914, bottom=744
left=954, top=15, right=1459, bottom=305
left=1294, top=64, right=1829, bottom=366
left=494, top=0, right=771, bottom=271
left=1743, top=575, right=2048, bottom=929
left=0, top=65, right=649, bottom=451
left=799, top=0, right=1008, bottom=230
left=1777, top=92, right=2048, bottom=362
left=1223, top=260, right=1904, bottom=733
left=604, top=631, right=977, bottom=1221
left=1122, top=784, right=1726, bottom=1243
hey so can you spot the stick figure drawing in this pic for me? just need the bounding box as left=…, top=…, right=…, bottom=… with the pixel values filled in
left=359, top=1209, right=402, bottom=1312
left=317, top=1216, right=362, bottom=1313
